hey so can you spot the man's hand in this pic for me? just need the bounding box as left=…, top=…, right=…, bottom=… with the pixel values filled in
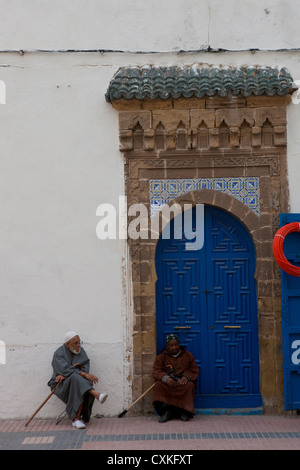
left=80, top=372, right=99, bottom=384
left=166, top=377, right=178, bottom=388
left=55, top=375, right=66, bottom=383
left=178, top=376, right=188, bottom=385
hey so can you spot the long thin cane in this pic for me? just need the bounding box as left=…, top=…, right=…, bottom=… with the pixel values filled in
left=25, top=361, right=86, bottom=427
left=25, top=383, right=59, bottom=427
left=118, top=383, right=155, bottom=418
left=118, top=366, right=176, bottom=418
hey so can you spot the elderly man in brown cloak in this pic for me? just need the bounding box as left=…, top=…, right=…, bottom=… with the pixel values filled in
left=48, top=331, right=108, bottom=429
left=152, top=334, right=199, bottom=423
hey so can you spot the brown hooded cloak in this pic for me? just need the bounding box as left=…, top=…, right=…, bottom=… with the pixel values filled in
left=152, top=347, right=199, bottom=415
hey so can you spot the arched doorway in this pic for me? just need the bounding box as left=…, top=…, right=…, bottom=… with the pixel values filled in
left=155, top=205, right=262, bottom=409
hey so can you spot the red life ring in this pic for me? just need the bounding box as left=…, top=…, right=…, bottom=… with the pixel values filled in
left=272, top=222, right=300, bottom=276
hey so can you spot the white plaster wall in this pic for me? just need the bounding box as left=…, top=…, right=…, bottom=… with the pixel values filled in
left=0, top=53, right=126, bottom=418
left=1, top=1, right=300, bottom=419
left=0, top=0, right=299, bottom=52
left=0, top=0, right=209, bottom=52
left=209, top=0, right=300, bottom=51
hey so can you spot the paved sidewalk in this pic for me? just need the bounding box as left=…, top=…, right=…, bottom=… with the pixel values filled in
left=1, top=413, right=300, bottom=450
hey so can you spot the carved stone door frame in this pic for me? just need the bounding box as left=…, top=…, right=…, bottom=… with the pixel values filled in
left=106, top=65, right=295, bottom=414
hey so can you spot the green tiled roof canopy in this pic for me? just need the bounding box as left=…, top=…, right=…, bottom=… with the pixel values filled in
left=105, top=65, right=295, bottom=102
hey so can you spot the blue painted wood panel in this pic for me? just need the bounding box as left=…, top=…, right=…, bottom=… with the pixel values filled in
left=280, top=213, right=300, bottom=410
left=155, top=205, right=262, bottom=409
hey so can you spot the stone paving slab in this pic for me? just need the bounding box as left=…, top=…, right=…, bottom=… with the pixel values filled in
left=1, top=415, right=300, bottom=451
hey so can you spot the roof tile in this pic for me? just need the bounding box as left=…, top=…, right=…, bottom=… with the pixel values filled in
left=105, top=66, right=295, bottom=102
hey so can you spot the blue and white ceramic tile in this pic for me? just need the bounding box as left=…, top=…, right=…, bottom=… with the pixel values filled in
left=149, top=177, right=260, bottom=217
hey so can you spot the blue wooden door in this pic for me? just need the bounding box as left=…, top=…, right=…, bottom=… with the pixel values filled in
left=280, top=213, right=300, bottom=410
left=155, top=205, right=262, bottom=409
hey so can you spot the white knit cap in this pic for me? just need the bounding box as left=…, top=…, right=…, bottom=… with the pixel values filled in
left=64, top=331, right=78, bottom=343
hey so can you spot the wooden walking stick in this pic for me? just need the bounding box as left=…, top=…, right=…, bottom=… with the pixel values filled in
left=25, top=383, right=59, bottom=427
left=25, top=362, right=85, bottom=427
left=25, top=360, right=89, bottom=426
left=118, top=383, right=155, bottom=418
left=118, top=366, right=176, bottom=418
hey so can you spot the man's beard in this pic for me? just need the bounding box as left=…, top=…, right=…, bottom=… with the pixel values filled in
left=69, top=346, right=81, bottom=355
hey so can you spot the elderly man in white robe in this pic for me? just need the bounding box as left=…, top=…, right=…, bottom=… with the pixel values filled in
left=48, top=331, right=108, bottom=429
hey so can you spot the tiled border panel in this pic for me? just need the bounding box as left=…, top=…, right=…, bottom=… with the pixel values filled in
left=150, top=177, right=260, bottom=217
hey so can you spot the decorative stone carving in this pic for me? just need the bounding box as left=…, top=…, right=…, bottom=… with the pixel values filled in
left=116, top=98, right=289, bottom=151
